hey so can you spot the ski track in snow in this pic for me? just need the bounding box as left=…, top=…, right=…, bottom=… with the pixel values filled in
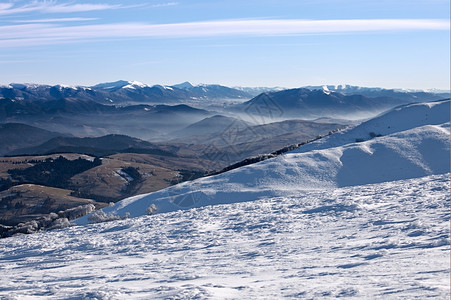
left=0, top=174, right=449, bottom=299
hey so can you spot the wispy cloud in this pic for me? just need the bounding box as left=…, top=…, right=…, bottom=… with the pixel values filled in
left=0, top=1, right=123, bottom=15
left=0, top=19, right=449, bottom=48
left=0, top=3, right=14, bottom=11
left=42, top=3, right=123, bottom=13
left=150, top=2, right=179, bottom=8
left=13, top=17, right=98, bottom=23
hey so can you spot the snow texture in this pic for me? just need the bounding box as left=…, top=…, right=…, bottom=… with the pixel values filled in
left=0, top=174, right=449, bottom=299
left=0, top=99, right=449, bottom=299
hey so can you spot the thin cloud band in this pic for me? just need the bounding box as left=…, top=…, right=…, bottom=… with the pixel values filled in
left=0, top=19, right=449, bottom=47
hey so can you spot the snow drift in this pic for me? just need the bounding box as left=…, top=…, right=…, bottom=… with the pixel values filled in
left=75, top=99, right=450, bottom=224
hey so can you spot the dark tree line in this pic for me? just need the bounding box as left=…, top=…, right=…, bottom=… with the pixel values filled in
left=121, top=166, right=143, bottom=195
left=0, top=178, right=13, bottom=192
left=7, top=156, right=102, bottom=189
left=170, top=169, right=205, bottom=184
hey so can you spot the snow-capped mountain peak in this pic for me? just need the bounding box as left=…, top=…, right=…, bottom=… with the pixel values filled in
left=92, top=80, right=149, bottom=90
left=8, top=83, right=44, bottom=90
left=322, top=85, right=331, bottom=95
left=122, top=81, right=148, bottom=89
left=172, top=81, right=194, bottom=89
left=53, top=84, right=77, bottom=90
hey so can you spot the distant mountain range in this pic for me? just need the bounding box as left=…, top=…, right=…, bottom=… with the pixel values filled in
left=303, top=84, right=450, bottom=99
left=237, top=87, right=449, bottom=119
left=1, top=81, right=447, bottom=113
left=0, top=96, right=212, bottom=140
left=0, top=81, right=255, bottom=105
left=1, top=81, right=448, bottom=141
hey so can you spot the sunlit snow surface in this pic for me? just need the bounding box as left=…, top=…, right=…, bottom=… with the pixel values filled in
left=0, top=174, right=449, bottom=299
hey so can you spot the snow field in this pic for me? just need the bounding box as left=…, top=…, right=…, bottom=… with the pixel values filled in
left=0, top=174, right=449, bottom=299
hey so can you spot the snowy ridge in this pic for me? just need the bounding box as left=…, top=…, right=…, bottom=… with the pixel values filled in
left=306, top=84, right=448, bottom=94
left=232, top=85, right=286, bottom=96
left=75, top=99, right=450, bottom=223
left=296, top=99, right=450, bottom=153
left=122, top=80, right=149, bottom=89
left=53, top=84, right=77, bottom=90
left=8, top=83, right=46, bottom=89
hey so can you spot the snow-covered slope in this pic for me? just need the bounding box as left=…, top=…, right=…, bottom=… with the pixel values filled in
left=0, top=174, right=449, bottom=298
left=76, top=99, right=450, bottom=223
left=296, top=99, right=450, bottom=152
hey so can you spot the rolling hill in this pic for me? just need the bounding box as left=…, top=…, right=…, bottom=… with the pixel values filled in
left=6, top=134, right=176, bottom=157
left=170, top=115, right=250, bottom=139
left=0, top=123, right=64, bottom=156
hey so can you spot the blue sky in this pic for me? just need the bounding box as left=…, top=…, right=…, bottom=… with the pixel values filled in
left=0, top=0, right=449, bottom=90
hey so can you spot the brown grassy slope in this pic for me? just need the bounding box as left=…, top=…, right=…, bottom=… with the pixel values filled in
left=0, top=184, right=107, bottom=226
left=0, top=153, right=210, bottom=226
